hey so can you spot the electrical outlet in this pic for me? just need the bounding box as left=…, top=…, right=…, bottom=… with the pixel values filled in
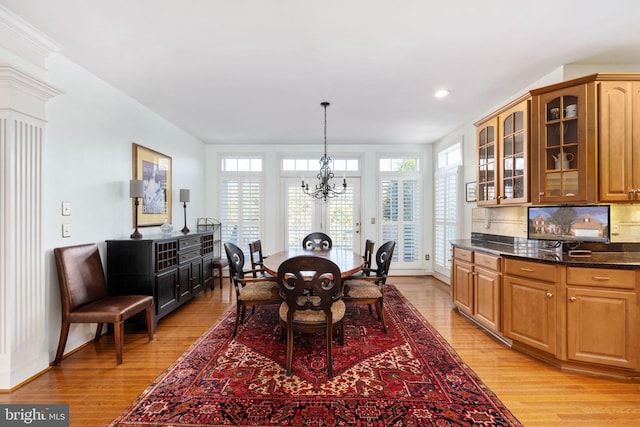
left=612, top=222, right=620, bottom=235
left=62, top=223, right=71, bottom=238
left=425, top=254, right=430, bottom=261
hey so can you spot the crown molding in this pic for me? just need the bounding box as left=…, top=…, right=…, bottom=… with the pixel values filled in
left=0, top=5, right=61, bottom=70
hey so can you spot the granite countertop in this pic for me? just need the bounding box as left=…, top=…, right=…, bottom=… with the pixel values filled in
left=451, top=236, right=640, bottom=268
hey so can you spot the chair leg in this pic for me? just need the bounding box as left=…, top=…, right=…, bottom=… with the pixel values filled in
left=146, top=306, right=155, bottom=339
left=285, top=324, right=294, bottom=376
left=53, top=321, right=71, bottom=365
left=94, top=323, right=104, bottom=342
left=233, top=304, right=242, bottom=337
left=114, top=321, right=124, bottom=365
left=377, top=301, right=387, bottom=333
left=326, top=322, right=333, bottom=378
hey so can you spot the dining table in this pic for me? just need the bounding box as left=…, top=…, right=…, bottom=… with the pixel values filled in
left=263, top=247, right=364, bottom=278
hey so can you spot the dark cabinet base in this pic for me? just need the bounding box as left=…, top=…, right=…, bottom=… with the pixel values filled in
left=106, top=231, right=217, bottom=326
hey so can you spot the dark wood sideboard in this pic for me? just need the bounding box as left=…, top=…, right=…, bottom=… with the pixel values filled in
left=106, top=230, right=217, bottom=326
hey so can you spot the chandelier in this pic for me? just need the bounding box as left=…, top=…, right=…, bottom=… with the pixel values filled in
left=301, top=102, right=347, bottom=201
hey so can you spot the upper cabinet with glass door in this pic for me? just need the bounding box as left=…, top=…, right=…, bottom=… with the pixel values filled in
left=475, top=96, right=530, bottom=206
left=531, top=77, right=598, bottom=204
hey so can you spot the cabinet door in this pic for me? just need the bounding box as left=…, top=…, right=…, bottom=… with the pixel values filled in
left=191, top=258, right=204, bottom=295
left=499, top=101, right=529, bottom=205
left=177, top=264, right=192, bottom=300
left=567, top=287, right=637, bottom=369
left=599, top=81, right=640, bottom=201
left=477, top=117, right=499, bottom=206
left=202, top=254, right=214, bottom=290
left=452, top=259, right=474, bottom=315
left=474, top=266, right=501, bottom=332
left=503, top=275, right=557, bottom=355
left=534, top=84, right=596, bottom=203
left=155, top=269, right=179, bottom=318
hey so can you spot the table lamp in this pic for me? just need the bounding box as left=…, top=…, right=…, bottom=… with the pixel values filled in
left=180, top=189, right=190, bottom=233
left=130, top=179, right=144, bottom=239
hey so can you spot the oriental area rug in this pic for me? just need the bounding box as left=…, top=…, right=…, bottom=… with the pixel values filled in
left=110, top=285, right=522, bottom=426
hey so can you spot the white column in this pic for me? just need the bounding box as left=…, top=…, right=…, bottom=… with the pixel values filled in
left=0, top=5, right=62, bottom=389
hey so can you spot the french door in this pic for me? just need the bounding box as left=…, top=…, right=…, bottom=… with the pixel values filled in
left=283, top=178, right=361, bottom=252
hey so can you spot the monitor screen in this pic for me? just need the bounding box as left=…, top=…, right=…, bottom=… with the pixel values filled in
left=527, top=205, right=610, bottom=243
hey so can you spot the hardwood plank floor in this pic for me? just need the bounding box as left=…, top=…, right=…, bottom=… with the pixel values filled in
left=1, top=276, right=639, bottom=426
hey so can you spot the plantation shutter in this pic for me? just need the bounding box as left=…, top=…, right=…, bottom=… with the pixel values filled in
left=434, top=165, right=461, bottom=276
left=221, top=177, right=262, bottom=252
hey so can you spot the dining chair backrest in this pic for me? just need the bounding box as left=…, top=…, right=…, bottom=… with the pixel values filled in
left=373, top=240, right=396, bottom=280
left=224, top=242, right=246, bottom=280
left=249, top=239, right=266, bottom=277
left=363, top=239, right=375, bottom=274
left=302, top=232, right=332, bottom=250
left=277, top=255, right=343, bottom=318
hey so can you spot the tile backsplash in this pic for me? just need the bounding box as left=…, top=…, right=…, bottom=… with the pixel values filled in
left=471, top=205, right=640, bottom=243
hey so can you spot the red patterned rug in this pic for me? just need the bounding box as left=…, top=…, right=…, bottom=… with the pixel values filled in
left=110, top=285, right=522, bottom=426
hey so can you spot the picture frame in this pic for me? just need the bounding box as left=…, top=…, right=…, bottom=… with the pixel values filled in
left=465, top=181, right=477, bottom=203
left=132, top=143, right=172, bottom=227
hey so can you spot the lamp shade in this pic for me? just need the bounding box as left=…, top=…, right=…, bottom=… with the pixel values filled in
left=179, top=189, right=190, bottom=203
left=129, top=179, right=144, bottom=198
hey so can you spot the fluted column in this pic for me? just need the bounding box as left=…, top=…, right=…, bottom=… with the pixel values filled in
left=0, top=66, right=61, bottom=389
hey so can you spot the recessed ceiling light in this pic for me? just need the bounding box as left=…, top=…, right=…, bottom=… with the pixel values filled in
left=434, top=89, right=450, bottom=98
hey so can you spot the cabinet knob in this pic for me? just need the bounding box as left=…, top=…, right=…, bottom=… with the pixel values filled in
left=546, top=292, right=553, bottom=298
left=570, top=296, right=577, bottom=302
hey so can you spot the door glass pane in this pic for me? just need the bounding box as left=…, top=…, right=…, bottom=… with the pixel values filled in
left=562, top=171, right=579, bottom=196
left=286, top=184, right=313, bottom=248
left=328, top=187, right=354, bottom=249
left=503, top=136, right=513, bottom=156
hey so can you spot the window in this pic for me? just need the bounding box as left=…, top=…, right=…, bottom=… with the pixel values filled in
left=220, top=157, right=263, bottom=253
left=378, top=156, right=421, bottom=266
left=434, top=144, right=462, bottom=277
left=437, top=143, right=461, bottom=169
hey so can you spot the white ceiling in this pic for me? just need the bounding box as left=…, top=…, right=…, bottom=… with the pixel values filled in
left=3, top=0, right=640, bottom=145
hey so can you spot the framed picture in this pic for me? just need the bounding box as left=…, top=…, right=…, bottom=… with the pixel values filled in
left=465, top=181, right=477, bottom=202
left=133, top=143, right=172, bottom=226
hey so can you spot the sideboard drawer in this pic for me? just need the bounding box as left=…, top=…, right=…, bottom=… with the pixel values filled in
left=179, top=236, right=201, bottom=250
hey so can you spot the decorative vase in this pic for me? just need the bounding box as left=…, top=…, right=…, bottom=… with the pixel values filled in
left=161, top=222, right=173, bottom=234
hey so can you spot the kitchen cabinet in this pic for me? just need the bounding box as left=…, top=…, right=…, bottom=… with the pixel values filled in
left=503, top=258, right=559, bottom=355
left=566, top=266, right=638, bottom=369
left=599, top=80, right=640, bottom=201
left=106, top=231, right=215, bottom=326
left=452, top=248, right=501, bottom=333
left=531, top=78, right=598, bottom=204
left=475, top=96, right=530, bottom=206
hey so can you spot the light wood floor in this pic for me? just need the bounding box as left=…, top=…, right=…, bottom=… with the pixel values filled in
left=1, top=276, right=639, bottom=426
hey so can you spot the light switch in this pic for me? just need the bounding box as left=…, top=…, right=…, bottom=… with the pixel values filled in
left=62, top=201, right=71, bottom=216
left=62, top=223, right=71, bottom=238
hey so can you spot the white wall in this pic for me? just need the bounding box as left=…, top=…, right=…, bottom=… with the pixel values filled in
left=42, top=53, right=206, bottom=363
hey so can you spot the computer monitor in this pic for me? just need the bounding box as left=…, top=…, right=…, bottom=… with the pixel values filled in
left=527, top=205, right=610, bottom=243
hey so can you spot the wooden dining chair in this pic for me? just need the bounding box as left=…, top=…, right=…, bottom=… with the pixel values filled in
left=343, top=240, right=396, bottom=332
left=302, top=232, right=332, bottom=250
left=248, top=239, right=269, bottom=277
left=362, top=239, right=375, bottom=275
left=224, top=242, right=281, bottom=336
left=53, top=243, right=154, bottom=365
left=277, top=255, right=344, bottom=378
